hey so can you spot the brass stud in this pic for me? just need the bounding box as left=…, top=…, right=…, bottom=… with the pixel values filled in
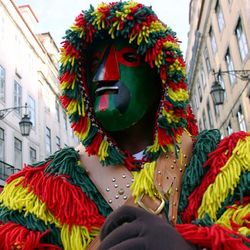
left=184, top=154, right=187, bottom=158
left=122, top=174, right=126, bottom=179
left=173, top=159, right=176, bottom=163
left=106, top=187, right=110, bottom=192
left=108, top=199, right=112, bottom=204
left=172, top=216, right=175, bottom=220
left=115, top=195, right=119, bottom=199
left=123, top=195, right=127, bottom=200
left=118, top=188, right=124, bottom=195
left=175, top=188, right=178, bottom=192
left=157, top=170, right=161, bottom=174
left=184, top=163, right=187, bottom=167
left=173, top=202, right=176, bottom=206
left=179, top=168, right=183, bottom=172
left=131, top=178, right=135, bottom=182
left=158, top=183, right=161, bottom=186
left=112, top=178, right=116, bottom=182
left=114, top=184, right=118, bottom=188
left=126, top=184, right=130, bottom=188
left=171, top=165, right=174, bottom=169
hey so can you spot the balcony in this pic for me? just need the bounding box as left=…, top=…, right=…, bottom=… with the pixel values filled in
left=0, top=160, right=20, bottom=181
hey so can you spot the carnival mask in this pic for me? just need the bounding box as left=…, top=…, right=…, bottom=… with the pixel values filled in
left=88, top=39, right=159, bottom=132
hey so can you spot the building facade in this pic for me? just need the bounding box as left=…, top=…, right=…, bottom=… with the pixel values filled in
left=0, top=0, right=79, bottom=189
left=186, top=0, right=250, bottom=136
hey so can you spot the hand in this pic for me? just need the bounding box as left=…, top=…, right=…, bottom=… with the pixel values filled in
left=98, top=206, right=197, bottom=250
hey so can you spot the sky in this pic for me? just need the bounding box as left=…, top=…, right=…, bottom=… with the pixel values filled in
left=16, top=0, right=190, bottom=54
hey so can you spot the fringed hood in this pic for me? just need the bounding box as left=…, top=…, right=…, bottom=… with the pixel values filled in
left=59, top=1, right=198, bottom=170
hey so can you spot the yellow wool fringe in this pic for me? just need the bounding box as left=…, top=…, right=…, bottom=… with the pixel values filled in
left=147, top=136, right=160, bottom=153
left=97, top=139, right=109, bottom=161
left=168, top=88, right=189, bottom=102
left=131, top=161, right=161, bottom=201
left=0, top=177, right=59, bottom=226
left=215, top=203, right=250, bottom=237
left=77, top=118, right=91, bottom=141
left=0, top=177, right=99, bottom=250
left=61, top=224, right=99, bottom=250
left=162, top=109, right=181, bottom=124
left=198, top=137, right=250, bottom=221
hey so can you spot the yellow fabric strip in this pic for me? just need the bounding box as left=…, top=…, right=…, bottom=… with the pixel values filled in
left=198, top=136, right=250, bottom=221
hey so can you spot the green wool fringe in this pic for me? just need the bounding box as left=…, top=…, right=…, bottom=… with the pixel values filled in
left=216, top=172, right=250, bottom=219
left=0, top=206, right=62, bottom=247
left=44, top=147, right=112, bottom=217
left=178, top=129, right=221, bottom=213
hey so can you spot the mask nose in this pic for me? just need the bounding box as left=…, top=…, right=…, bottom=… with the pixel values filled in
left=93, top=45, right=120, bottom=82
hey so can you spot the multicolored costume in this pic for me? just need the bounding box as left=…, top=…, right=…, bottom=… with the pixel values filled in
left=0, top=2, right=249, bottom=249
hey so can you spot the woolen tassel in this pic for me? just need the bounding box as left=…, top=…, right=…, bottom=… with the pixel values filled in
left=176, top=223, right=250, bottom=250
left=157, top=127, right=173, bottom=146
left=0, top=222, right=61, bottom=250
left=186, top=105, right=198, bottom=137
left=85, top=133, right=104, bottom=155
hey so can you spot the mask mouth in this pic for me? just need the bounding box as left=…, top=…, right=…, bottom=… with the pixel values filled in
left=95, top=83, right=119, bottom=96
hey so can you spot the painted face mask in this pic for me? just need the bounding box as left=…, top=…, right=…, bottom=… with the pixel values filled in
left=88, top=39, right=159, bottom=132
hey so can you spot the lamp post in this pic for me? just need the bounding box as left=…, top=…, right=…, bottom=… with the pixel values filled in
left=0, top=103, right=32, bottom=136
left=210, top=69, right=250, bottom=105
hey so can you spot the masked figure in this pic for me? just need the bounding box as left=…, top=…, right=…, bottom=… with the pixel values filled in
left=0, top=2, right=249, bottom=250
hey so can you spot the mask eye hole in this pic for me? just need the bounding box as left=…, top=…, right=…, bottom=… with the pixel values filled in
left=117, top=47, right=142, bottom=67
left=123, top=52, right=139, bottom=63
left=90, top=51, right=101, bottom=74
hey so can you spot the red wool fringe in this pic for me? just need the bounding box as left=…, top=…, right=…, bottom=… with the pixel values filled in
left=85, top=132, right=104, bottom=155
left=181, top=131, right=249, bottom=223
left=176, top=223, right=250, bottom=250
left=71, top=116, right=88, bottom=134
left=0, top=222, right=61, bottom=250
left=15, top=164, right=105, bottom=229
left=186, top=105, right=198, bottom=137
left=157, top=127, right=173, bottom=146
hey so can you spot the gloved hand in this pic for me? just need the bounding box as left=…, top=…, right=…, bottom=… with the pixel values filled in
left=98, top=205, right=197, bottom=250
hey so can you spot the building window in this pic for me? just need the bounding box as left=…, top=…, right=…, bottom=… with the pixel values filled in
left=45, top=127, right=52, bottom=155
left=0, top=65, right=5, bottom=102
left=200, top=66, right=206, bottom=88
left=202, top=110, right=208, bottom=129
left=237, top=106, right=247, bottom=131
left=235, top=19, right=249, bottom=61
left=204, top=47, right=211, bottom=73
left=0, top=128, right=4, bottom=162
left=207, top=100, right=214, bottom=128
left=227, top=122, right=233, bottom=135
left=14, top=80, right=22, bottom=114
left=29, top=147, right=37, bottom=164
left=225, top=49, right=236, bottom=85
left=197, top=81, right=202, bottom=102
left=28, top=95, right=35, bottom=127
left=56, top=136, right=61, bottom=151
left=63, top=111, right=67, bottom=130
left=14, top=137, right=22, bottom=168
left=209, top=27, right=217, bottom=53
left=192, top=90, right=199, bottom=111
left=215, top=1, right=225, bottom=32
left=55, top=100, right=60, bottom=122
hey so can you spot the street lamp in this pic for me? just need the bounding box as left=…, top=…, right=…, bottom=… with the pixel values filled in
left=210, top=69, right=250, bottom=105
left=0, top=103, right=32, bottom=136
